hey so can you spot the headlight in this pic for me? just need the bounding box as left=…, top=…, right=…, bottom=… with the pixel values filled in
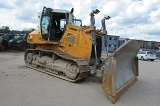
left=29, top=35, right=33, bottom=38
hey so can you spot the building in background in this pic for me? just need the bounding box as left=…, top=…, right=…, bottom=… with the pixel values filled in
left=118, top=38, right=160, bottom=52
left=102, top=35, right=119, bottom=53
left=118, top=38, right=130, bottom=47
left=134, top=40, right=160, bottom=52
left=101, top=35, right=160, bottom=53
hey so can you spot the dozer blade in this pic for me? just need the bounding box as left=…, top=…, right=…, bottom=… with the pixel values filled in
left=102, top=40, right=141, bottom=103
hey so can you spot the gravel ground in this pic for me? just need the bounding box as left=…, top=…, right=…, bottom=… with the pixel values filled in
left=0, top=51, right=160, bottom=106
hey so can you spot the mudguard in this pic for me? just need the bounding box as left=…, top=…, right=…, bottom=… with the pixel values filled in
left=102, top=40, right=141, bottom=103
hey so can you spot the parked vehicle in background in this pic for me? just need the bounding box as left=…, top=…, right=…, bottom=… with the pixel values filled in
left=156, top=51, right=160, bottom=59
left=8, top=35, right=18, bottom=49
left=139, top=48, right=157, bottom=52
left=16, top=34, right=28, bottom=51
left=8, top=34, right=28, bottom=51
left=0, top=33, right=12, bottom=51
left=137, top=51, right=156, bottom=61
left=0, top=33, right=2, bottom=50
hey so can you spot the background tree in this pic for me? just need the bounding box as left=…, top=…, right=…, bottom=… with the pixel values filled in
left=0, top=26, right=10, bottom=33
left=0, top=26, right=35, bottom=35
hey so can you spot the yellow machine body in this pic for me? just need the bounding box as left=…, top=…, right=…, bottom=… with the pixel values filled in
left=27, top=24, right=96, bottom=62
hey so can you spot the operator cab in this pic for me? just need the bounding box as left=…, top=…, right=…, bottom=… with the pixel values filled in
left=40, top=6, right=82, bottom=42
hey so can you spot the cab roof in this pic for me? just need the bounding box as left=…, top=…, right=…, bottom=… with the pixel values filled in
left=49, top=8, right=70, bottom=13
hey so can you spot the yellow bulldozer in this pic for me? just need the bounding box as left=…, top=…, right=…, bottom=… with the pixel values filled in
left=24, top=6, right=141, bottom=103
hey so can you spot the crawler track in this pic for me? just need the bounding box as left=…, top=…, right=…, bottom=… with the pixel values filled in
left=24, top=49, right=91, bottom=82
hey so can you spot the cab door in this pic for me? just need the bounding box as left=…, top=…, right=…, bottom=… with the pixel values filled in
left=40, top=6, right=52, bottom=41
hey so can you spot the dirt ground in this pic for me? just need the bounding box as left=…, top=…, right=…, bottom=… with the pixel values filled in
left=0, top=51, right=160, bottom=106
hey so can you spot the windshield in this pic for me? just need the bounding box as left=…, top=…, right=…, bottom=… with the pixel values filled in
left=41, top=16, right=50, bottom=34
left=147, top=52, right=154, bottom=54
left=72, top=19, right=82, bottom=26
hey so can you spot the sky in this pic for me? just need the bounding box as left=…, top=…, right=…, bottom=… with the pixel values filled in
left=0, top=0, right=160, bottom=41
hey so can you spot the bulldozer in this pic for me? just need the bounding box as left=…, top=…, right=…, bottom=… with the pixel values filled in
left=24, top=6, right=141, bottom=103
